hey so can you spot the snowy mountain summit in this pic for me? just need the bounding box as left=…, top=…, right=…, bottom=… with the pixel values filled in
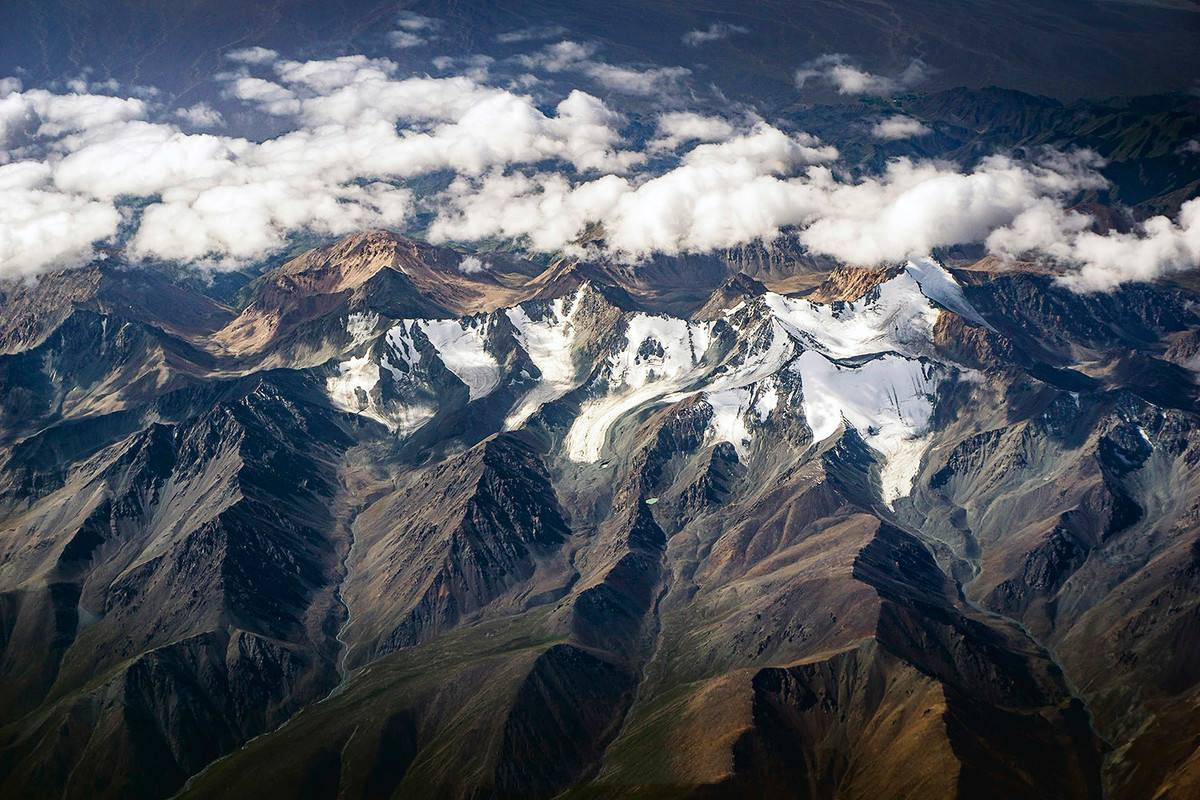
left=327, top=257, right=974, bottom=508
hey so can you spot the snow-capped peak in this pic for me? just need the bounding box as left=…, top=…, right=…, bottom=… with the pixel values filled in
left=324, top=256, right=970, bottom=507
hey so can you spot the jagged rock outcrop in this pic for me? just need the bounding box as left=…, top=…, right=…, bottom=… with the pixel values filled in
left=340, top=433, right=571, bottom=664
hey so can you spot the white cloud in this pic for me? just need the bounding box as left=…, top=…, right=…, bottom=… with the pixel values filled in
left=796, top=54, right=929, bottom=96
left=395, top=12, right=440, bottom=32
left=989, top=197, right=1200, bottom=291
left=225, top=77, right=300, bottom=115
left=387, top=11, right=440, bottom=46
left=428, top=143, right=1119, bottom=273
left=0, top=48, right=1194, bottom=291
left=60, top=75, right=153, bottom=98
left=518, top=40, right=691, bottom=95
left=0, top=88, right=146, bottom=149
left=0, top=161, right=121, bottom=280
left=429, top=170, right=628, bottom=253
left=428, top=124, right=840, bottom=255
left=128, top=178, right=411, bottom=267
left=212, top=55, right=641, bottom=173
left=682, top=22, right=748, bottom=47
left=651, top=111, right=737, bottom=150
left=51, top=121, right=245, bottom=199
left=174, top=102, right=225, bottom=129
left=387, top=31, right=426, bottom=49
left=794, top=153, right=1104, bottom=264
left=585, top=63, right=690, bottom=96
left=983, top=200, right=1092, bottom=257
left=274, top=55, right=397, bottom=93
left=226, top=46, right=279, bottom=65
left=681, top=124, right=837, bottom=170
left=872, top=115, right=931, bottom=140
left=496, top=25, right=568, bottom=44
left=431, top=55, right=494, bottom=82
left=457, top=254, right=487, bottom=273
left=517, top=40, right=597, bottom=72
left=1064, top=201, right=1200, bottom=289
left=285, top=70, right=502, bottom=126
left=0, top=58, right=642, bottom=276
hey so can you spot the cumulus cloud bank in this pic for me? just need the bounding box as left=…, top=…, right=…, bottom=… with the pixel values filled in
left=650, top=111, right=738, bottom=150
left=174, top=102, right=225, bottom=129
left=988, top=197, right=1200, bottom=291
left=0, top=54, right=641, bottom=277
left=427, top=144, right=1121, bottom=270
left=0, top=160, right=122, bottom=280
left=0, top=41, right=1196, bottom=291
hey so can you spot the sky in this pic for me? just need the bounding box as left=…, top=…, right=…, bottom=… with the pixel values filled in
left=0, top=7, right=1198, bottom=290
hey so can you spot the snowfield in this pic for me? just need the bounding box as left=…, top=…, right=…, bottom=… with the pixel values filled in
left=565, top=314, right=713, bottom=463
left=416, top=318, right=501, bottom=401
left=792, top=350, right=938, bottom=506
left=326, top=259, right=968, bottom=505
left=505, top=290, right=582, bottom=429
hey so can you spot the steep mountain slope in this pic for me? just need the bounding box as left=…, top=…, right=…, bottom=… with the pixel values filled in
left=212, top=232, right=532, bottom=365
left=0, top=372, right=359, bottom=798
left=0, top=233, right=1196, bottom=799
left=0, top=264, right=235, bottom=355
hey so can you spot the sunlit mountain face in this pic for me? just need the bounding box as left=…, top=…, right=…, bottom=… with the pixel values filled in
left=0, top=2, right=1198, bottom=798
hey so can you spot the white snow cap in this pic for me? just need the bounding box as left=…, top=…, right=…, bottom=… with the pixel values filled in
left=565, top=314, right=713, bottom=462
left=416, top=317, right=501, bottom=400
left=505, top=289, right=583, bottom=429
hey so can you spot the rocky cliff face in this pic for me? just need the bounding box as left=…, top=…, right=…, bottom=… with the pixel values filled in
left=0, top=232, right=1196, bottom=799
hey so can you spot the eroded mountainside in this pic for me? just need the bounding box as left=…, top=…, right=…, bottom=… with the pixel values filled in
left=0, top=230, right=1197, bottom=799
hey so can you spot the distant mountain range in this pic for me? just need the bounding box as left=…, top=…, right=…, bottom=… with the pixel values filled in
left=4, top=0, right=1199, bottom=102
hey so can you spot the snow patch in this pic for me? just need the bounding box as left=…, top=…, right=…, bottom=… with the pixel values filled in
left=876, top=434, right=933, bottom=508
left=565, top=314, right=713, bottom=462
left=416, top=318, right=500, bottom=400
left=326, top=352, right=435, bottom=436
left=763, top=271, right=940, bottom=358
left=792, top=350, right=937, bottom=506
left=505, top=290, right=581, bottom=429
left=384, top=404, right=437, bottom=436
left=903, top=257, right=988, bottom=327
left=385, top=325, right=420, bottom=366
left=705, top=319, right=793, bottom=394
left=327, top=355, right=379, bottom=415
left=753, top=379, right=778, bottom=421
left=705, top=387, right=753, bottom=458
left=378, top=323, right=421, bottom=382
left=1136, top=425, right=1153, bottom=448
left=345, top=311, right=380, bottom=346
left=612, top=315, right=712, bottom=389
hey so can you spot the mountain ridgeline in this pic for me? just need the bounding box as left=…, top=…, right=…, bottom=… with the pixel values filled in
left=0, top=230, right=1198, bottom=799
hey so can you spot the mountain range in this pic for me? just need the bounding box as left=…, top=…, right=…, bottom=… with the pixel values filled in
left=1, top=227, right=1197, bottom=798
